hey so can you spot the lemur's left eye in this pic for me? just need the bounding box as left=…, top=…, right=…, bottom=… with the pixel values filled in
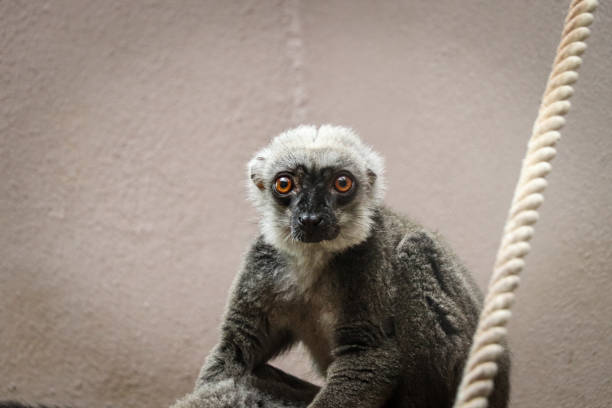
left=334, top=175, right=353, bottom=193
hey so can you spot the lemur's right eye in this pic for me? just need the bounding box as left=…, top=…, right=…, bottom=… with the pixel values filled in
left=274, top=175, right=293, bottom=195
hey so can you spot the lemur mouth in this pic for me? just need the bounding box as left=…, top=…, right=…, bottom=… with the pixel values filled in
left=293, top=226, right=340, bottom=243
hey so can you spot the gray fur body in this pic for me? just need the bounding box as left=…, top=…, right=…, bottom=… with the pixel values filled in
left=172, top=126, right=509, bottom=408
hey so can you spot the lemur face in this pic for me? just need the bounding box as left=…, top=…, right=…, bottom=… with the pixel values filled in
left=248, top=125, right=385, bottom=254
left=270, top=166, right=357, bottom=243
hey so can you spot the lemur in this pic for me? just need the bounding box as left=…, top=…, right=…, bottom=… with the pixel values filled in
left=171, top=125, right=510, bottom=408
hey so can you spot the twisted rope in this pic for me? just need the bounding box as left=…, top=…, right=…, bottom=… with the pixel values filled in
left=453, top=1, right=598, bottom=407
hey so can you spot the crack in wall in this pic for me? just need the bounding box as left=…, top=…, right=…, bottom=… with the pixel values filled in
left=284, top=0, right=308, bottom=125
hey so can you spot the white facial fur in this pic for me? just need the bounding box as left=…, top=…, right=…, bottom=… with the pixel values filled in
left=247, top=125, right=385, bottom=262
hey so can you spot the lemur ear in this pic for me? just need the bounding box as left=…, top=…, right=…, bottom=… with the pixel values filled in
left=366, top=169, right=377, bottom=186
left=249, top=156, right=266, bottom=191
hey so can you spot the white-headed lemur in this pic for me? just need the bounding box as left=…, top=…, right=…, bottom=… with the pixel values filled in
left=171, top=125, right=510, bottom=408
left=1, top=125, right=509, bottom=408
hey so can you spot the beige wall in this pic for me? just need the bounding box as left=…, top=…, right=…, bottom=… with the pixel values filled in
left=1, top=1, right=611, bottom=407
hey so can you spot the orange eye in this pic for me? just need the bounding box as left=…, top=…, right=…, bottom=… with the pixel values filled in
left=334, top=175, right=353, bottom=193
left=274, top=175, right=293, bottom=194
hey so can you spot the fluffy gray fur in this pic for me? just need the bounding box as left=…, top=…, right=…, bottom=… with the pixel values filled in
left=172, top=125, right=510, bottom=408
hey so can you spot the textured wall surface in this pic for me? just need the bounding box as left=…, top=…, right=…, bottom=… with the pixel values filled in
left=1, top=1, right=611, bottom=407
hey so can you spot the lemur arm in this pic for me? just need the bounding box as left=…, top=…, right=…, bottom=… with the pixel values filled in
left=197, top=304, right=293, bottom=386
left=308, top=320, right=402, bottom=408
left=197, top=243, right=294, bottom=386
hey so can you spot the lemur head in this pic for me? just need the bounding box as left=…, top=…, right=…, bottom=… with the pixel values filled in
left=248, top=125, right=385, bottom=255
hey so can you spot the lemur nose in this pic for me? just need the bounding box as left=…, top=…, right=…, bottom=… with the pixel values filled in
left=298, top=213, right=322, bottom=227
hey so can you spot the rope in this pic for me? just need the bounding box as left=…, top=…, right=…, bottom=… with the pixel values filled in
left=453, top=1, right=598, bottom=407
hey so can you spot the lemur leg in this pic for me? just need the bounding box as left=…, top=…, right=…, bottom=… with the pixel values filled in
left=172, top=364, right=318, bottom=408
left=250, top=364, right=320, bottom=404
